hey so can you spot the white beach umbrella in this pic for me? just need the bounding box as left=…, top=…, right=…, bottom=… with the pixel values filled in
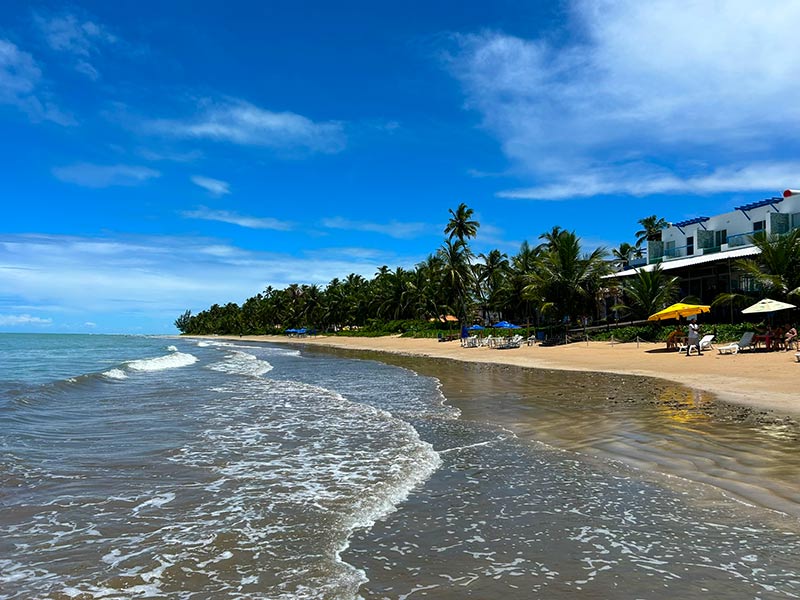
left=741, top=298, right=796, bottom=314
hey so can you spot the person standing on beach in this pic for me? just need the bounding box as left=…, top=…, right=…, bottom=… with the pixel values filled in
left=686, top=318, right=701, bottom=356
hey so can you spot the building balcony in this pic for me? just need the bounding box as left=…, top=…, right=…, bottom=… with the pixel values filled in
left=727, top=231, right=759, bottom=248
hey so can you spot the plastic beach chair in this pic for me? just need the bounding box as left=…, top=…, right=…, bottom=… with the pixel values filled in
left=698, top=334, right=715, bottom=351
left=717, top=332, right=755, bottom=355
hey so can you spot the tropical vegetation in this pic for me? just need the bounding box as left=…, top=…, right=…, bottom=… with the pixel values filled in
left=176, top=206, right=800, bottom=339
left=177, top=204, right=625, bottom=335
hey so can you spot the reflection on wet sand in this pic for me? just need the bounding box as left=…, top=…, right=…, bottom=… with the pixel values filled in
left=324, top=349, right=800, bottom=523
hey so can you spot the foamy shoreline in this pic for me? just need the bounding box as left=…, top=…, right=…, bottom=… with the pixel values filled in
left=199, top=334, right=800, bottom=418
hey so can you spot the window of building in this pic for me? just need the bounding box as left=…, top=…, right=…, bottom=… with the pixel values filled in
left=715, top=229, right=727, bottom=247
left=754, top=220, right=765, bottom=231
left=687, top=236, right=694, bottom=255
left=739, top=274, right=761, bottom=293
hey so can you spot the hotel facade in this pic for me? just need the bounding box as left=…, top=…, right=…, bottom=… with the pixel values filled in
left=610, top=189, right=800, bottom=308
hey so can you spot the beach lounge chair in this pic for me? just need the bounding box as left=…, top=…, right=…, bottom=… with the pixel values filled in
left=698, top=334, right=715, bottom=351
left=717, top=332, right=755, bottom=355
left=677, top=334, right=710, bottom=355
left=494, top=334, right=523, bottom=349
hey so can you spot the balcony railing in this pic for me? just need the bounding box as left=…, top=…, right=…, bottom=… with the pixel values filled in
left=727, top=231, right=759, bottom=247
left=628, top=256, right=647, bottom=268
left=662, top=245, right=690, bottom=259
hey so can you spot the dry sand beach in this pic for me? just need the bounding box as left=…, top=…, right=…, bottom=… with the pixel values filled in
left=224, top=334, right=800, bottom=418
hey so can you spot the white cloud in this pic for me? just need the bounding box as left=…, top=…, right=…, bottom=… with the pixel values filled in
left=321, top=217, right=431, bottom=239
left=33, top=11, right=117, bottom=80
left=0, top=314, right=52, bottom=326
left=52, top=163, right=160, bottom=187
left=0, top=38, right=74, bottom=125
left=450, top=0, right=800, bottom=199
left=0, top=233, right=403, bottom=331
left=148, top=98, right=346, bottom=153
left=183, top=207, right=293, bottom=230
left=139, top=148, right=202, bottom=162
left=191, top=175, right=231, bottom=197
left=500, top=161, right=800, bottom=200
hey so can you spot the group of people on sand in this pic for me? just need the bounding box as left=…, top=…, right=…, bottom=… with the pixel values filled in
left=667, top=320, right=798, bottom=355
left=758, top=323, right=798, bottom=351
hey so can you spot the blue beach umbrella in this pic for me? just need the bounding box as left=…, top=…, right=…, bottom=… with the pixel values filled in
left=492, top=321, right=521, bottom=329
left=468, top=324, right=485, bottom=331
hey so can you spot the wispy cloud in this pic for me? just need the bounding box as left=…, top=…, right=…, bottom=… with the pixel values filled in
left=138, top=148, right=202, bottom=163
left=321, top=217, right=431, bottom=239
left=500, top=161, right=800, bottom=200
left=33, top=10, right=117, bottom=80
left=191, top=175, right=231, bottom=197
left=0, top=38, right=74, bottom=125
left=52, top=163, right=160, bottom=187
left=450, top=0, right=800, bottom=199
left=0, top=313, right=52, bottom=327
left=0, top=233, right=402, bottom=332
left=183, top=207, right=293, bottom=230
left=147, top=98, right=346, bottom=154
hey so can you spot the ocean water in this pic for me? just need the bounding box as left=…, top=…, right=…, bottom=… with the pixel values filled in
left=1, top=334, right=799, bottom=599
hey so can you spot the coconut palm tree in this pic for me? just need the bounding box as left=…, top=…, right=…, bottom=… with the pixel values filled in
left=475, top=249, right=510, bottom=320
left=537, top=225, right=566, bottom=251
left=621, top=264, right=679, bottom=319
left=444, top=203, right=480, bottom=244
left=734, top=230, right=800, bottom=300
left=635, top=215, right=668, bottom=246
left=611, top=241, right=643, bottom=270
left=437, top=238, right=474, bottom=322
left=504, top=241, right=540, bottom=325
left=524, top=230, right=610, bottom=324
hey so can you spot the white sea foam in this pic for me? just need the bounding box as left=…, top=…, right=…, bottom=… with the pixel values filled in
left=102, top=368, right=128, bottom=380
left=132, top=492, right=176, bottom=514
left=207, top=350, right=272, bottom=377
left=166, top=345, right=178, bottom=352
left=126, top=351, right=198, bottom=372
left=163, top=376, right=441, bottom=598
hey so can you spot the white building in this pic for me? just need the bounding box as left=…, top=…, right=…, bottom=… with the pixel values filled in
left=612, top=189, right=800, bottom=302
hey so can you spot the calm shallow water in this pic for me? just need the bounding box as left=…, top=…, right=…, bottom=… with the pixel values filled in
left=1, top=335, right=799, bottom=598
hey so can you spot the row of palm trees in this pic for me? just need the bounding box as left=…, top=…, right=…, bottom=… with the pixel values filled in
left=176, top=207, right=797, bottom=335
left=177, top=203, right=617, bottom=335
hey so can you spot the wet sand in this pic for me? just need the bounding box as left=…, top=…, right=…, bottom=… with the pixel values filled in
left=218, top=335, right=800, bottom=419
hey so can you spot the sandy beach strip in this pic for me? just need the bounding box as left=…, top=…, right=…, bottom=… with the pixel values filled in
left=208, top=334, right=800, bottom=417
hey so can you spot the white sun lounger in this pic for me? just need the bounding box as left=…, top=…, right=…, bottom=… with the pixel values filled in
left=717, top=332, right=755, bottom=355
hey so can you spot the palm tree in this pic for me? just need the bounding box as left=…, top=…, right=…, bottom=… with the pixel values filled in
left=734, top=230, right=800, bottom=299
left=505, top=241, right=540, bottom=325
left=524, top=230, right=610, bottom=324
left=611, top=241, right=643, bottom=270
left=537, top=226, right=566, bottom=251
left=475, top=249, right=509, bottom=321
left=437, top=238, right=474, bottom=322
left=444, top=203, right=479, bottom=244
left=621, top=264, right=679, bottom=319
left=635, top=215, right=668, bottom=246
left=415, top=254, right=447, bottom=320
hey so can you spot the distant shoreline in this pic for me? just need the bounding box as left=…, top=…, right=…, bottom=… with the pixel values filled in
left=196, top=334, right=800, bottom=419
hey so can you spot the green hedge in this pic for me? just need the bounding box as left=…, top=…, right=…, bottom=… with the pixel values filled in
left=587, top=322, right=766, bottom=343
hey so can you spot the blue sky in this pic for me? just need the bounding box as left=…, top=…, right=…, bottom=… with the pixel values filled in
left=3, top=1, right=800, bottom=333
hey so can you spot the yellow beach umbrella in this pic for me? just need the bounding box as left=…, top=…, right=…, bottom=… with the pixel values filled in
left=648, top=302, right=711, bottom=322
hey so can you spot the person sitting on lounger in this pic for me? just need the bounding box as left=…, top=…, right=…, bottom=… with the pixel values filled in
left=666, top=328, right=683, bottom=350
left=784, top=325, right=797, bottom=351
